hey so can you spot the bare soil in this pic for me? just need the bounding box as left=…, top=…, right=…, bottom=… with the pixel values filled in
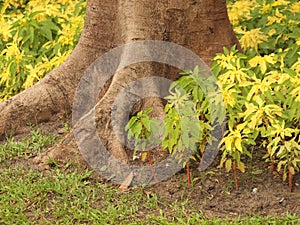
left=152, top=162, right=300, bottom=218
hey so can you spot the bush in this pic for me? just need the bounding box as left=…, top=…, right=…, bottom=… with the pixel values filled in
left=127, top=0, right=300, bottom=191
left=0, top=0, right=86, bottom=101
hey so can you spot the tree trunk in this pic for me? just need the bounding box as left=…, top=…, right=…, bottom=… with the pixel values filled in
left=0, top=0, right=239, bottom=179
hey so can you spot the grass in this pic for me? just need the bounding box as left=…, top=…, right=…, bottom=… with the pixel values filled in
left=0, top=129, right=299, bottom=224
left=0, top=128, right=56, bottom=163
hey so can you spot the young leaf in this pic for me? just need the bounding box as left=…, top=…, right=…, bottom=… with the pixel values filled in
left=141, top=116, right=151, bottom=132
left=225, top=159, right=232, bottom=172
left=237, top=162, right=246, bottom=173
left=141, top=152, right=148, bottom=162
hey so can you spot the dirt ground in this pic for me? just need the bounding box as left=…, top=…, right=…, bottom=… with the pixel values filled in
left=151, top=162, right=300, bottom=218
left=5, top=121, right=300, bottom=219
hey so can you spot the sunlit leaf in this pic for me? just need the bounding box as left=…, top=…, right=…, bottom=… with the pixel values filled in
left=225, top=159, right=232, bottom=172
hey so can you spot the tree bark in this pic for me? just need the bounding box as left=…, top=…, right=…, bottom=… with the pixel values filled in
left=0, top=0, right=239, bottom=167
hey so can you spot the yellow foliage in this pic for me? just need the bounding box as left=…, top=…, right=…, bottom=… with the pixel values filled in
left=248, top=54, right=277, bottom=74
left=239, top=28, right=268, bottom=52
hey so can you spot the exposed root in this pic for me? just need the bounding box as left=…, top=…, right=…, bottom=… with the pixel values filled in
left=32, top=137, right=85, bottom=171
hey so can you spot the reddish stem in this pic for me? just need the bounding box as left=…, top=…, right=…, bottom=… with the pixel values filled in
left=270, top=156, right=275, bottom=172
left=233, top=160, right=239, bottom=191
left=267, top=148, right=274, bottom=172
left=187, top=162, right=191, bottom=185
left=148, top=150, right=158, bottom=183
left=289, top=171, right=293, bottom=192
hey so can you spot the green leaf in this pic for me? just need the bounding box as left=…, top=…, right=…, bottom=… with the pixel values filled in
left=131, top=123, right=143, bottom=138
left=127, top=130, right=133, bottom=140
left=29, top=10, right=45, bottom=19
left=223, top=47, right=229, bottom=55
left=40, top=26, right=53, bottom=41
left=285, top=45, right=299, bottom=67
left=141, top=141, right=147, bottom=151
left=141, top=116, right=151, bottom=132
left=41, top=20, right=60, bottom=31
left=181, top=131, right=189, bottom=149
left=29, top=19, right=39, bottom=29
left=286, top=28, right=300, bottom=39
left=143, top=108, right=153, bottom=115
left=243, top=148, right=253, bottom=158
left=274, top=91, right=285, bottom=103
left=189, top=121, right=201, bottom=139
left=125, top=117, right=138, bottom=131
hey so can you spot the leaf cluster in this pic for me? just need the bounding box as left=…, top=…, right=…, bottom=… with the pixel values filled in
left=128, top=0, right=300, bottom=183
left=0, top=0, right=86, bottom=101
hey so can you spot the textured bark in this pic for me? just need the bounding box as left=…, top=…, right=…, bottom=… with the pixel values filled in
left=1, top=0, right=239, bottom=165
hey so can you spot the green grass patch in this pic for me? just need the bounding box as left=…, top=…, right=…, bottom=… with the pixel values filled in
left=0, top=129, right=56, bottom=163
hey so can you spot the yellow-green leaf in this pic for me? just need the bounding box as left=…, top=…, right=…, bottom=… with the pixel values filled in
left=235, top=138, right=243, bottom=152
left=225, top=159, right=232, bottom=172
left=289, top=166, right=295, bottom=175
left=141, top=152, right=148, bottom=162
left=225, top=139, right=232, bottom=152
left=237, top=162, right=246, bottom=173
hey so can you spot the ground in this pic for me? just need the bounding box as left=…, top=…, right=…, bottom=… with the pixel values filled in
left=1, top=120, right=299, bottom=224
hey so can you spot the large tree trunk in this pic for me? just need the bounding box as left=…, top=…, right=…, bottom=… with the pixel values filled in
left=0, top=0, right=239, bottom=181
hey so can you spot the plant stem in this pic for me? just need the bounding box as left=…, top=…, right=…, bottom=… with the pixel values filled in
left=148, top=150, right=158, bottom=183
left=289, top=171, right=293, bottom=192
left=233, top=160, right=239, bottom=191
left=267, top=147, right=274, bottom=172
left=187, top=162, right=191, bottom=185
left=270, top=156, right=275, bottom=172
